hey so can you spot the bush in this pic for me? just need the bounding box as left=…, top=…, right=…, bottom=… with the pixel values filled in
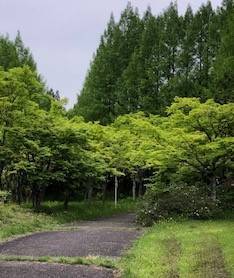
left=0, top=191, right=11, bottom=203
left=137, top=185, right=221, bottom=226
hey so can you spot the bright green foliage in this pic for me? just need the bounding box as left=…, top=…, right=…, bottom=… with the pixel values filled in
left=0, top=67, right=53, bottom=205
left=137, top=98, right=234, bottom=223
left=0, top=62, right=232, bottom=215
left=0, top=67, right=90, bottom=208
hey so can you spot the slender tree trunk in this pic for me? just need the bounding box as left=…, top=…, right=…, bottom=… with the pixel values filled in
left=138, top=173, right=143, bottom=197
left=138, top=182, right=143, bottom=197
left=88, top=187, right=93, bottom=203
left=16, top=185, right=21, bottom=205
left=0, top=164, right=4, bottom=189
left=102, top=183, right=107, bottom=203
left=114, top=176, right=118, bottom=208
left=35, top=194, right=40, bottom=210
left=32, top=186, right=36, bottom=208
left=132, top=178, right=136, bottom=201
left=34, top=191, right=39, bottom=210
left=63, top=190, right=69, bottom=210
left=32, top=187, right=43, bottom=211
left=212, top=177, right=217, bottom=201
left=16, top=175, right=22, bottom=205
left=84, top=192, right=87, bottom=201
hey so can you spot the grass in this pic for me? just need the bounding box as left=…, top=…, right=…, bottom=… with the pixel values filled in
left=0, top=255, right=118, bottom=269
left=1, top=200, right=233, bottom=277
left=0, top=198, right=136, bottom=241
left=120, top=218, right=234, bottom=278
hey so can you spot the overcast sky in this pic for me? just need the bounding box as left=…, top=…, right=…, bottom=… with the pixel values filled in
left=0, top=0, right=222, bottom=108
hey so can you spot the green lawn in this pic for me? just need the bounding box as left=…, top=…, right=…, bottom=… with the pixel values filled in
left=0, top=199, right=136, bottom=241
left=120, top=217, right=234, bottom=278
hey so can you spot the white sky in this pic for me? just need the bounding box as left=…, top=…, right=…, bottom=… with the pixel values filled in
left=0, top=0, right=222, bottom=108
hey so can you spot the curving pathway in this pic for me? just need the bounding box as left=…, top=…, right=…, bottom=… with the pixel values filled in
left=0, top=213, right=141, bottom=278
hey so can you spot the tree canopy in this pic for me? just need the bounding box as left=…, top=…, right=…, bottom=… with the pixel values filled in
left=0, top=1, right=233, bottom=220
left=72, top=1, right=233, bottom=124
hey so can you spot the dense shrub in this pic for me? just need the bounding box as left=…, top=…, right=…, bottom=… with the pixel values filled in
left=137, top=185, right=221, bottom=226
left=0, top=191, right=11, bottom=203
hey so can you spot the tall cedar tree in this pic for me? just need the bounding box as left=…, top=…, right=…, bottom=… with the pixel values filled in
left=73, top=1, right=233, bottom=123
left=74, top=3, right=143, bottom=124
left=116, top=8, right=163, bottom=114
left=212, top=2, right=234, bottom=102
left=0, top=32, right=36, bottom=71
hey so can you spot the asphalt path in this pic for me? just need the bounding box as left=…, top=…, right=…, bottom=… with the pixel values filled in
left=0, top=213, right=141, bottom=278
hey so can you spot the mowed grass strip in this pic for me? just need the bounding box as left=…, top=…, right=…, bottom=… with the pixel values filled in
left=0, top=199, right=136, bottom=241
left=120, top=218, right=234, bottom=278
left=161, top=237, right=181, bottom=278
left=192, top=237, right=229, bottom=278
left=0, top=255, right=118, bottom=269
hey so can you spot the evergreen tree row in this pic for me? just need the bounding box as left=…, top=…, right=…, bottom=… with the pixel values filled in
left=0, top=31, right=36, bottom=71
left=72, top=1, right=234, bottom=124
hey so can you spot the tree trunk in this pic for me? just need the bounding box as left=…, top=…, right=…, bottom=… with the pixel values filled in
left=16, top=186, right=21, bottom=205
left=138, top=173, right=143, bottom=197
left=63, top=190, right=69, bottom=210
left=132, top=178, right=136, bottom=201
left=212, top=177, right=217, bottom=201
left=102, top=183, right=107, bottom=202
left=138, top=182, right=143, bottom=197
left=16, top=175, right=22, bottom=205
left=35, top=190, right=41, bottom=210
left=34, top=191, right=40, bottom=210
left=32, top=186, right=43, bottom=211
left=83, top=189, right=87, bottom=201
left=87, top=187, right=93, bottom=203
left=0, top=164, right=4, bottom=189
left=32, top=187, right=36, bottom=208
left=114, top=176, right=118, bottom=208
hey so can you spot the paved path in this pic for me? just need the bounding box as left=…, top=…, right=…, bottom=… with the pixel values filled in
left=0, top=213, right=141, bottom=277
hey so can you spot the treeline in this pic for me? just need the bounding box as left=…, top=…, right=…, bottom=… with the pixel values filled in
left=72, top=0, right=234, bottom=124
left=0, top=4, right=233, bottom=224
left=0, top=31, right=36, bottom=72
left=1, top=66, right=233, bottom=213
